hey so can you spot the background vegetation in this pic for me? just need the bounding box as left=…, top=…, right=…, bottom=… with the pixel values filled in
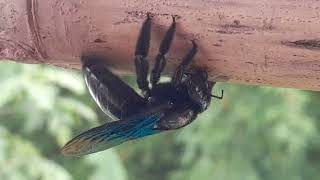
left=0, top=61, right=319, bottom=180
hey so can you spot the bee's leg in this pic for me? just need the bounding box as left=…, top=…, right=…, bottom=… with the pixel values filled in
left=150, top=16, right=176, bottom=87
left=171, top=40, right=198, bottom=86
left=135, top=14, right=152, bottom=98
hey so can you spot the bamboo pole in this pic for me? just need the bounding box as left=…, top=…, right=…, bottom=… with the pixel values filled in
left=0, top=0, right=319, bottom=90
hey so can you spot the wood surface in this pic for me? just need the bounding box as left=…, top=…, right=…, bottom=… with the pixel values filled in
left=0, top=0, right=319, bottom=90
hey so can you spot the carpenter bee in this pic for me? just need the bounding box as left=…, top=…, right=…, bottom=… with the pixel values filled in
left=61, top=14, right=223, bottom=156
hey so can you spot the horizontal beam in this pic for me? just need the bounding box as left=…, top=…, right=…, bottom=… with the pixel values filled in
left=0, top=0, right=320, bottom=90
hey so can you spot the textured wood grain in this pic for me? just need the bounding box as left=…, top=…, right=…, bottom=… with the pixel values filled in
left=0, top=0, right=319, bottom=90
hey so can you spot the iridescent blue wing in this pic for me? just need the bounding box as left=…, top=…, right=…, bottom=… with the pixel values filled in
left=61, top=112, right=163, bottom=156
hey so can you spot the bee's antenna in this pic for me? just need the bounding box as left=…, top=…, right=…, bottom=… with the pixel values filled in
left=211, top=90, right=224, bottom=100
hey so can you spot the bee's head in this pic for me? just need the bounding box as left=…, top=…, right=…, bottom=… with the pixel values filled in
left=186, top=70, right=223, bottom=112
left=185, top=70, right=211, bottom=112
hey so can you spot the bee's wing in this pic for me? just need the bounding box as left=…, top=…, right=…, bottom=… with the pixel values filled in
left=61, top=112, right=163, bottom=156
left=82, top=55, right=146, bottom=120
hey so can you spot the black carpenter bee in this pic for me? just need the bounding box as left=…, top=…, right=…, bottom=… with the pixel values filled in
left=61, top=14, right=223, bottom=156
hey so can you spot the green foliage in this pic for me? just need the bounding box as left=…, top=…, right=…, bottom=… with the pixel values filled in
left=0, top=61, right=126, bottom=180
left=0, top=61, right=319, bottom=180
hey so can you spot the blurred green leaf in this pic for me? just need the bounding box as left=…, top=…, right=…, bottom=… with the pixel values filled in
left=86, top=150, right=127, bottom=180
